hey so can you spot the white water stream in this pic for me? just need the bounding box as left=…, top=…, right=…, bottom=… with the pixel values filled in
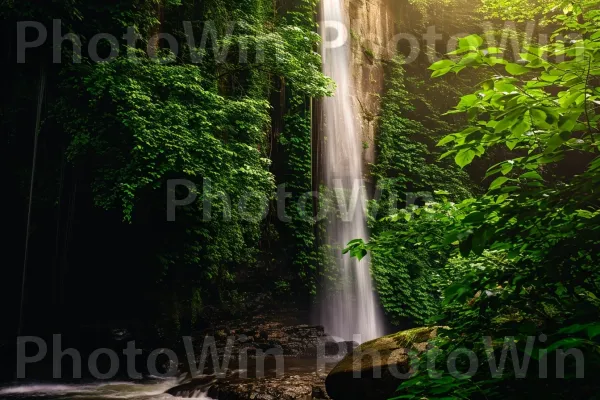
left=0, top=379, right=204, bottom=399
left=319, top=0, right=383, bottom=343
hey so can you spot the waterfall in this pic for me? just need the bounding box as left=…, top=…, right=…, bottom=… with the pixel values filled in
left=319, top=0, right=383, bottom=343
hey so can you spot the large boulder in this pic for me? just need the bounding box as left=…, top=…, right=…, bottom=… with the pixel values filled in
left=325, top=327, right=439, bottom=400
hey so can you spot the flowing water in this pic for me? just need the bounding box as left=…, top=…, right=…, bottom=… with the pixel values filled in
left=0, top=358, right=333, bottom=399
left=319, top=0, right=383, bottom=342
left=0, top=379, right=199, bottom=400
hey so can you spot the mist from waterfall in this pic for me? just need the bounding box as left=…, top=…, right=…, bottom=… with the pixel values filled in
left=319, top=0, right=383, bottom=343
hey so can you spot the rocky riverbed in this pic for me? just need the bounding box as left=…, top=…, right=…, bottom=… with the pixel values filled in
left=167, top=371, right=330, bottom=400
left=0, top=307, right=434, bottom=400
left=167, top=309, right=352, bottom=399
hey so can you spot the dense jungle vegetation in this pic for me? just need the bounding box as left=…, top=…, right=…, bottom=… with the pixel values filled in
left=2, top=0, right=599, bottom=397
left=3, top=0, right=332, bottom=341
left=350, top=0, right=600, bottom=397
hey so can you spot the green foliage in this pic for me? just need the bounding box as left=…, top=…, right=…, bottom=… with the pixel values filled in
left=367, top=56, right=473, bottom=325
left=358, top=1, right=600, bottom=398
left=276, top=0, right=329, bottom=296
left=61, top=56, right=273, bottom=219
left=406, top=0, right=560, bottom=25
left=57, top=54, right=275, bottom=332
left=37, top=0, right=332, bottom=332
left=479, top=0, right=561, bottom=22
left=364, top=47, right=376, bottom=60
left=372, top=57, right=473, bottom=202
left=280, top=102, right=319, bottom=293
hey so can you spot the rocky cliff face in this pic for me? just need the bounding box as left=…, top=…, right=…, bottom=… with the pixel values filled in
left=346, top=0, right=396, bottom=167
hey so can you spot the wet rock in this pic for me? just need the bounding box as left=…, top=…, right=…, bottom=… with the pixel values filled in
left=325, top=327, right=439, bottom=400
left=311, top=385, right=328, bottom=399
left=166, top=375, right=217, bottom=397
left=171, top=308, right=334, bottom=399
left=168, top=372, right=330, bottom=400
left=195, top=318, right=329, bottom=358
left=207, top=373, right=330, bottom=400
left=322, top=340, right=358, bottom=357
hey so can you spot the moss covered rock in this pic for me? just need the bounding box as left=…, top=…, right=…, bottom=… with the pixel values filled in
left=325, top=327, right=438, bottom=400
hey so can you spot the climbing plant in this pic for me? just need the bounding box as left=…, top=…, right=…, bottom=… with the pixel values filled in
left=278, top=0, right=332, bottom=296
left=367, top=56, right=472, bottom=325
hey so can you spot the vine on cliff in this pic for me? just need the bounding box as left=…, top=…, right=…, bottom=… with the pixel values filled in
left=368, top=56, right=472, bottom=325
left=277, top=0, right=330, bottom=296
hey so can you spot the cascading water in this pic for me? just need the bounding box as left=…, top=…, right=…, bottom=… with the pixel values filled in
left=0, top=380, right=189, bottom=400
left=319, top=0, right=383, bottom=343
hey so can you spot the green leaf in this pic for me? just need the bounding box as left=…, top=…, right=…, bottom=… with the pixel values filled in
left=485, top=47, right=502, bottom=54
left=501, top=185, right=519, bottom=193
left=431, top=67, right=452, bottom=78
left=489, top=176, right=509, bottom=190
left=495, top=115, right=518, bottom=133
left=540, top=72, right=560, bottom=82
left=463, top=211, right=486, bottom=225
left=350, top=247, right=368, bottom=260
left=437, top=135, right=456, bottom=147
left=511, top=118, right=530, bottom=137
left=448, top=47, right=474, bottom=55
left=440, top=149, right=457, bottom=160
left=429, top=59, right=455, bottom=70
left=558, top=324, right=589, bottom=334
left=505, top=63, right=530, bottom=75
left=546, top=338, right=585, bottom=353
left=558, top=113, right=580, bottom=132
left=501, top=162, right=514, bottom=175
left=486, top=56, right=508, bottom=66
left=520, top=171, right=543, bottom=180
left=443, top=230, right=461, bottom=246
left=545, top=132, right=569, bottom=153
left=530, top=108, right=550, bottom=129
left=347, top=238, right=364, bottom=246
left=587, top=324, right=600, bottom=339
left=458, top=52, right=481, bottom=66
left=458, top=34, right=483, bottom=48
left=455, top=149, right=476, bottom=168
left=444, top=282, right=471, bottom=305
left=559, top=91, right=581, bottom=108
left=576, top=209, right=593, bottom=219
left=457, top=94, right=478, bottom=108
left=496, top=193, right=509, bottom=203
